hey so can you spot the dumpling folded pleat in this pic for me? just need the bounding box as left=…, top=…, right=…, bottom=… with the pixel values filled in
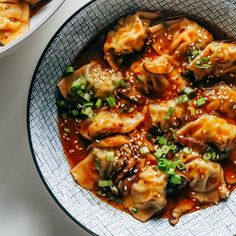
left=177, top=115, right=236, bottom=151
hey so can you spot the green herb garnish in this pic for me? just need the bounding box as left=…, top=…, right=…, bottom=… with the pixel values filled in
left=106, top=97, right=116, bottom=108
left=195, top=97, right=206, bottom=107
left=165, top=107, right=174, bottom=120
left=64, top=66, right=74, bottom=75
left=98, top=180, right=113, bottom=187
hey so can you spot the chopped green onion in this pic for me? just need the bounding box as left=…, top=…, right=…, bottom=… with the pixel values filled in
left=203, top=149, right=217, bottom=161
left=158, top=158, right=169, bottom=170
left=83, top=102, right=93, bottom=107
left=176, top=160, right=186, bottom=170
left=140, top=146, right=150, bottom=155
left=95, top=158, right=100, bottom=170
left=64, top=66, right=74, bottom=75
left=169, top=144, right=178, bottom=153
left=84, top=93, right=91, bottom=101
left=195, top=97, right=206, bottom=107
left=106, top=151, right=115, bottom=161
left=183, top=87, right=194, bottom=96
left=165, top=107, right=174, bottom=120
left=106, top=97, right=116, bottom=108
left=162, top=145, right=170, bottom=154
left=203, top=153, right=211, bottom=160
left=131, top=207, right=138, bottom=214
left=57, top=99, right=68, bottom=108
left=81, top=107, right=93, bottom=118
left=95, top=98, right=102, bottom=109
left=154, top=149, right=164, bottom=159
left=169, top=174, right=182, bottom=185
left=177, top=94, right=189, bottom=104
left=182, top=147, right=193, bottom=154
left=195, top=57, right=210, bottom=69
left=156, top=136, right=168, bottom=145
left=70, top=77, right=87, bottom=94
left=61, top=112, right=67, bottom=119
left=115, top=79, right=127, bottom=87
left=98, top=180, right=113, bottom=187
left=71, top=109, right=79, bottom=116
left=188, top=106, right=196, bottom=116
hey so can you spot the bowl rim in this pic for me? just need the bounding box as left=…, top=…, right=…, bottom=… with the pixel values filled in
left=0, top=0, right=65, bottom=58
left=27, top=1, right=98, bottom=235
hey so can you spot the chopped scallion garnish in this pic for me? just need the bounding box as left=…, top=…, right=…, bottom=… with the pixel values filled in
left=71, top=109, right=79, bottom=116
left=195, top=97, right=206, bottom=107
left=81, top=107, right=93, bottom=118
left=188, top=106, right=196, bottom=116
left=131, top=207, right=138, bottom=214
left=156, top=136, right=168, bottom=145
left=57, top=99, right=68, bottom=108
left=106, top=151, right=115, bottom=161
left=95, top=98, right=102, bottom=109
left=165, top=107, right=174, bottom=120
left=98, top=180, right=113, bottom=187
left=177, top=94, right=189, bottom=104
left=106, top=97, right=116, bottom=108
left=64, top=66, right=74, bottom=75
left=169, top=174, right=182, bottom=185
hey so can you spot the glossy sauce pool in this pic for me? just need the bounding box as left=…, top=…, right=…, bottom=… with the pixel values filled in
left=58, top=29, right=236, bottom=222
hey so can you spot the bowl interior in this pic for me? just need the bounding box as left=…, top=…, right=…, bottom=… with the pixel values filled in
left=28, top=0, right=236, bottom=235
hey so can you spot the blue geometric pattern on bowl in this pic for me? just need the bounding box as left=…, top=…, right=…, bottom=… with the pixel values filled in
left=27, top=0, right=236, bottom=235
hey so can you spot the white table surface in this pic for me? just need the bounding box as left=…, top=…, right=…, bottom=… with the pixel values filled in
left=0, top=1, right=91, bottom=235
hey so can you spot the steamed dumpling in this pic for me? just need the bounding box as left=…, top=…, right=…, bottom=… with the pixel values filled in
left=77, top=110, right=144, bottom=140
left=188, top=41, right=236, bottom=80
left=104, top=11, right=158, bottom=70
left=177, top=115, right=236, bottom=151
left=149, top=99, right=186, bottom=128
left=150, top=17, right=213, bottom=56
left=57, top=61, right=123, bottom=100
left=186, top=158, right=229, bottom=202
left=203, top=84, right=236, bottom=119
left=124, top=166, right=167, bottom=222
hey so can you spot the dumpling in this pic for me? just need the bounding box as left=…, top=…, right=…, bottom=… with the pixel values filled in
left=149, top=99, right=186, bottom=128
left=104, top=11, right=158, bottom=70
left=186, top=158, right=229, bottom=202
left=131, top=56, right=186, bottom=95
left=0, top=1, right=29, bottom=45
left=77, top=110, right=144, bottom=140
left=149, top=17, right=213, bottom=56
left=71, top=148, right=99, bottom=190
left=57, top=61, right=123, bottom=100
left=177, top=115, right=236, bottom=151
left=124, top=166, right=168, bottom=222
left=188, top=41, right=236, bottom=80
left=203, top=84, right=236, bottom=119
left=170, top=157, right=229, bottom=225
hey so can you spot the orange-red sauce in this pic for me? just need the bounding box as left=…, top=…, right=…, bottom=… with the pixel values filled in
left=58, top=29, right=236, bottom=222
